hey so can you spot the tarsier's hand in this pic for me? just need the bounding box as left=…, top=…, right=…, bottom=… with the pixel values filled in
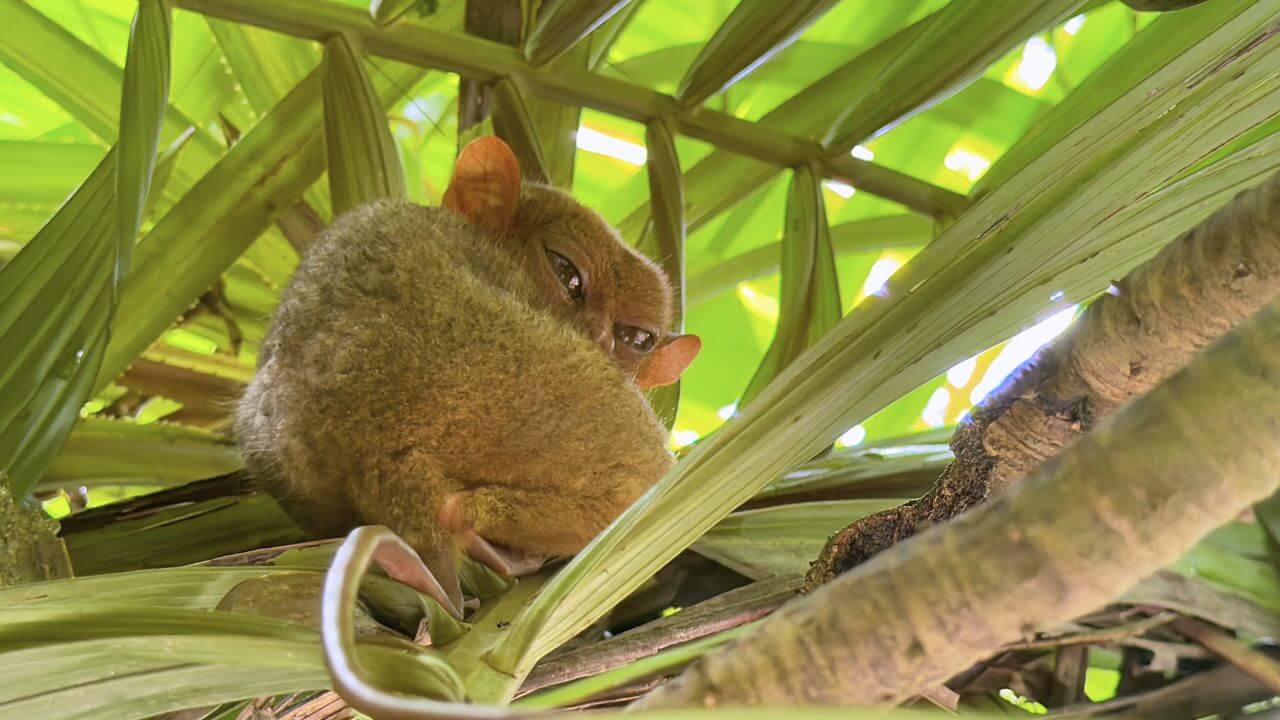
left=438, top=492, right=550, bottom=578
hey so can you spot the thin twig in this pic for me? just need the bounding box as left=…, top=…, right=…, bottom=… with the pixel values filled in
left=1173, top=617, right=1280, bottom=694
left=1004, top=611, right=1178, bottom=650
left=519, top=574, right=801, bottom=696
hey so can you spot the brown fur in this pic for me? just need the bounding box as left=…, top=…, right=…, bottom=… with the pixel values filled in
left=236, top=189, right=677, bottom=604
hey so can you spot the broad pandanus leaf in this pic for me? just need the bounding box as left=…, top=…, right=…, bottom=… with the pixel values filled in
left=323, top=34, right=407, bottom=216
left=617, top=10, right=947, bottom=236
left=641, top=118, right=686, bottom=429
left=0, top=152, right=115, bottom=495
left=687, top=214, right=934, bottom=307
left=42, top=416, right=241, bottom=490
left=675, top=0, right=841, bottom=109
left=0, top=0, right=222, bottom=194
left=738, top=164, right=840, bottom=409
left=523, top=0, right=636, bottom=68
left=95, top=61, right=425, bottom=391
left=370, top=0, right=426, bottom=27
left=0, top=0, right=170, bottom=496
left=0, top=597, right=462, bottom=720
left=821, top=0, right=1088, bottom=154
left=117, top=0, right=171, bottom=287
left=491, top=78, right=553, bottom=185
left=973, top=0, right=1250, bottom=197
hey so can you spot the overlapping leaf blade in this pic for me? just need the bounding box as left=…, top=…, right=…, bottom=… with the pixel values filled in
left=324, top=34, right=407, bottom=216
left=642, top=118, right=686, bottom=428
left=676, top=0, right=840, bottom=108
left=491, top=78, right=553, bottom=185
left=96, top=60, right=425, bottom=390
left=687, top=214, right=933, bottom=307
left=738, top=164, right=840, bottom=408
left=524, top=0, right=636, bottom=68
left=207, top=17, right=327, bottom=266
left=43, top=417, right=241, bottom=488
left=0, top=0, right=221, bottom=194
left=116, top=0, right=170, bottom=287
left=0, top=603, right=462, bottom=720
left=586, top=1, right=642, bottom=71
left=822, top=0, right=1088, bottom=153
left=370, top=0, right=422, bottom=27
left=0, top=142, right=101, bottom=205
left=206, top=17, right=320, bottom=117
left=618, top=11, right=942, bottom=236
left=693, top=499, right=903, bottom=579
left=973, top=0, right=1252, bottom=197
left=0, top=0, right=172, bottom=496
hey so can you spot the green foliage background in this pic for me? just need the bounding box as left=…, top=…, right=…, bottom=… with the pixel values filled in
left=0, top=0, right=1151, bottom=457
left=4, top=0, right=1280, bottom=717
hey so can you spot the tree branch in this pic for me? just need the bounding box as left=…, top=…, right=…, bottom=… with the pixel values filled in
left=808, top=171, right=1280, bottom=586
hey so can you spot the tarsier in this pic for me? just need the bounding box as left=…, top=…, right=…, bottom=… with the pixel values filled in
left=236, top=137, right=700, bottom=615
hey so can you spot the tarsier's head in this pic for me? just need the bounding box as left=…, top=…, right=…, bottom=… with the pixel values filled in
left=443, top=137, right=701, bottom=389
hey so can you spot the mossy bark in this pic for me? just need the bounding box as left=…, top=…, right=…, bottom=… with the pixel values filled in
left=807, top=171, right=1280, bottom=587
left=0, top=482, right=72, bottom=585
left=639, top=291, right=1280, bottom=708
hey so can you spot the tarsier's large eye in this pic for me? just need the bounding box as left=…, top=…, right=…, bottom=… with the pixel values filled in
left=615, top=324, right=657, bottom=354
left=545, top=248, right=584, bottom=304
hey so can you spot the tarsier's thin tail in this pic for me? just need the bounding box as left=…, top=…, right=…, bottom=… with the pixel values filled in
left=323, top=526, right=530, bottom=720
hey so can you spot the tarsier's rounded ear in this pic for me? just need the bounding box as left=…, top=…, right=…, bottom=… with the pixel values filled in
left=637, top=334, right=701, bottom=389
left=443, top=136, right=522, bottom=231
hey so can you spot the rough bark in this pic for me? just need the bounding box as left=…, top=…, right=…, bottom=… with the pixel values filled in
left=637, top=291, right=1280, bottom=708
left=807, top=171, right=1280, bottom=587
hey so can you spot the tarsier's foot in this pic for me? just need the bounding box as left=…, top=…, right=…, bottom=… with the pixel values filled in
left=438, top=492, right=549, bottom=577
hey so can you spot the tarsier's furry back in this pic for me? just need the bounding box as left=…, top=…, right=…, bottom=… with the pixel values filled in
left=235, top=138, right=699, bottom=613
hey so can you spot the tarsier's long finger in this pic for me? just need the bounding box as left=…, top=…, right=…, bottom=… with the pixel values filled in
left=365, top=530, right=463, bottom=619
left=460, top=530, right=547, bottom=577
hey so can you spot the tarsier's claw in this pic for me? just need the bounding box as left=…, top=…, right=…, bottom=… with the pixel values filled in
left=370, top=535, right=463, bottom=620
left=461, top=530, right=547, bottom=577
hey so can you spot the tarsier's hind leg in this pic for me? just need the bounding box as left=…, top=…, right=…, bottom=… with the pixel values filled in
left=347, top=461, right=464, bottom=614
left=357, top=499, right=463, bottom=614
